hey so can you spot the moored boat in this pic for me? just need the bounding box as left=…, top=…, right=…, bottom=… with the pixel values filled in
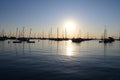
left=27, top=40, right=35, bottom=43
left=13, top=40, right=22, bottom=43
left=99, top=37, right=115, bottom=43
left=72, top=38, right=83, bottom=43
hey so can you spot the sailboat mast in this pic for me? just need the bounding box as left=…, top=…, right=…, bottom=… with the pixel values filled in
left=51, top=27, right=52, bottom=38
left=18, top=30, right=21, bottom=38
left=65, top=27, right=67, bottom=39
left=16, top=28, right=18, bottom=38
left=57, top=27, right=59, bottom=39
left=23, top=27, right=25, bottom=38
left=29, top=28, right=32, bottom=38
left=79, top=29, right=81, bottom=38
left=9, top=31, right=11, bottom=38
left=2, top=29, right=4, bottom=37
left=87, top=32, right=89, bottom=39
left=104, top=26, right=107, bottom=39
left=119, top=32, right=120, bottom=40
left=42, top=31, right=44, bottom=38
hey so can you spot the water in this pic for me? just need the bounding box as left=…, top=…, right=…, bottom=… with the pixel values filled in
left=0, top=40, right=120, bottom=80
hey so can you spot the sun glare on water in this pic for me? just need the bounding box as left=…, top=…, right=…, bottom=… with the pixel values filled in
left=66, top=41, right=73, bottom=56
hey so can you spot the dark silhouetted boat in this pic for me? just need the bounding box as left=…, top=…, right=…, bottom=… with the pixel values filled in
left=0, top=29, right=7, bottom=41
left=27, top=40, right=35, bottom=43
left=99, top=37, right=115, bottom=43
left=118, top=32, right=120, bottom=41
left=27, top=28, right=35, bottom=43
left=0, top=37, right=6, bottom=41
left=99, top=27, right=115, bottom=43
left=18, top=37, right=29, bottom=41
left=72, top=38, right=83, bottom=43
left=13, top=40, right=22, bottom=43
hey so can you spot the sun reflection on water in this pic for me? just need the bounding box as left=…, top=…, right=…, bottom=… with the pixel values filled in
left=66, top=40, right=73, bottom=56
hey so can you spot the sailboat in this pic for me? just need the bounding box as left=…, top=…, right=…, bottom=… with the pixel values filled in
left=0, top=29, right=7, bottom=41
left=13, top=28, right=22, bottom=43
left=0, top=37, right=6, bottom=41
left=72, top=38, right=84, bottom=43
left=54, top=27, right=63, bottom=41
left=72, top=29, right=84, bottom=43
left=118, top=32, right=120, bottom=41
left=99, top=27, right=114, bottom=43
left=27, top=28, right=35, bottom=43
left=17, top=27, right=29, bottom=41
left=48, top=27, right=54, bottom=40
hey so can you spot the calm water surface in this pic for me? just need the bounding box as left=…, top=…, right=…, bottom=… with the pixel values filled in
left=0, top=40, right=120, bottom=80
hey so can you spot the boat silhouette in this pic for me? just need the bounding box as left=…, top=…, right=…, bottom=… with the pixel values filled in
left=99, top=37, right=115, bottom=43
left=27, top=40, right=35, bottom=43
left=72, top=38, right=84, bottom=43
left=13, top=40, right=22, bottom=43
left=0, top=37, right=6, bottom=41
left=99, top=26, right=115, bottom=43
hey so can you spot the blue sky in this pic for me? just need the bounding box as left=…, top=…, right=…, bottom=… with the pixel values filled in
left=0, top=0, right=120, bottom=38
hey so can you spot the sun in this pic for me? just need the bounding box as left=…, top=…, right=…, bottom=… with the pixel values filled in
left=64, top=21, right=75, bottom=32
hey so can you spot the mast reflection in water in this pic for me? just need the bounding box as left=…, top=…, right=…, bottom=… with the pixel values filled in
left=0, top=40, right=120, bottom=80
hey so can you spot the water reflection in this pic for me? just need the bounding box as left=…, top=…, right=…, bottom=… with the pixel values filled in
left=0, top=41, right=5, bottom=52
left=15, top=43, right=18, bottom=55
left=118, top=41, right=120, bottom=48
left=103, top=43, right=107, bottom=59
left=66, top=40, right=73, bottom=56
left=29, top=43, right=31, bottom=55
left=0, top=40, right=120, bottom=80
left=57, top=41, right=59, bottom=53
left=22, top=42, right=25, bottom=55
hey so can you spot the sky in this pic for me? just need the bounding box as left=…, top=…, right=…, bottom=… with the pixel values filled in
left=0, top=0, right=120, bottom=38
